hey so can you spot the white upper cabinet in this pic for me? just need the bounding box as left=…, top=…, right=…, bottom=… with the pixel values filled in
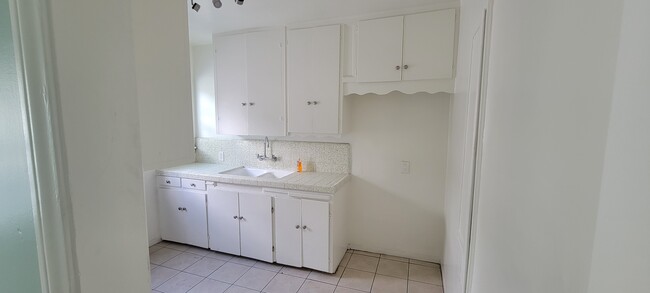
left=214, top=29, right=286, bottom=136
left=287, top=25, right=341, bottom=134
left=354, top=9, right=456, bottom=88
left=356, top=16, right=404, bottom=82
left=402, top=10, right=456, bottom=80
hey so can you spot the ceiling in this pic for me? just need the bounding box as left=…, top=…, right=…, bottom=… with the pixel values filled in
left=187, top=0, right=455, bottom=44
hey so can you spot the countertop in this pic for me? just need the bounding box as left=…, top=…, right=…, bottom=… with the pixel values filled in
left=157, top=163, right=350, bottom=194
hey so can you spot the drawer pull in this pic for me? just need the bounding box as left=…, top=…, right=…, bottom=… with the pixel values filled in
left=295, top=225, right=300, bottom=229
left=166, top=180, right=171, bottom=184
left=178, top=207, right=182, bottom=211
left=190, top=183, right=196, bottom=187
left=302, top=225, right=307, bottom=230
left=238, top=216, right=244, bottom=220
left=233, top=215, right=238, bottom=219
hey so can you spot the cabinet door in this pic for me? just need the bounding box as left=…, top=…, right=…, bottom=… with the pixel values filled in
left=310, top=25, right=341, bottom=134
left=246, top=30, right=286, bottom=136
left=356, top=16, right=404, bottom=82
left=287, top=28, right=314, bottom=133
left=207, top=188, right=241, bottom=255
left=239, top=192, right=273, bottom=262
left=274, top=197, right=302, bottom=267
left=402, top=9, right=456, bottom=80
left=301, top=200, right=330, bottom=272
left=159, top=189, right=209, bottom=248
left=215, top=34, right=248, bottom=135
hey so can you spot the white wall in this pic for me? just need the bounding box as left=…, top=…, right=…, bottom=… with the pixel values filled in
left=587, top=0, right=650, bottom=291
left=48, top=0, right=150, bottom=291
left=466, top=1, right=623, bottom=293
left=131, top=0, right=196, bottom=245
left=442, top=0, right=487, bottom=291
left=192, top=45, right=217, bottom=138
left=345, top=93, right=449, bottom=262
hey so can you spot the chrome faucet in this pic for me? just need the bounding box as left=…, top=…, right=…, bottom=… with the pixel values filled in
left=257, top=136, right=278, bottom=161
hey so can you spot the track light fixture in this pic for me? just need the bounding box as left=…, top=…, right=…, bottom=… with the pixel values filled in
left=191, top=0, right=200, bottom=12
left=191, top=0, right=245, bottom=13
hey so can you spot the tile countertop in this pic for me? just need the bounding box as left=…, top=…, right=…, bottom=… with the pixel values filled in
left=157, top=163, right=350, bottom=194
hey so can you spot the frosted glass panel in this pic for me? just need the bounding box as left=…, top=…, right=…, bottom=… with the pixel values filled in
left=0, top=1, right=43, bottom=292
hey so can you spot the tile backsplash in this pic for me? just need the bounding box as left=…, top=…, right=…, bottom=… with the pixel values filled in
left=195, top=138, right=351, bottom=173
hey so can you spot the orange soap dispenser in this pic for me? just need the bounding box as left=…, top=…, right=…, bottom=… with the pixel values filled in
left=297, top=159, right=303, bottom=173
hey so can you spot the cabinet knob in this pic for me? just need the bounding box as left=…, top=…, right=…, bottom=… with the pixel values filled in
left=302, top=225, right=307, bottom=230
left=403, top=64, right=409, bottom=70
left=190, top=183, right=196, bottom=187
left=312, top=101, right=319, bottom=105
left=395, top=65, right=401, bottom=70
left=178, top=207, right=182, bottom=211
left=165, top=180, right=171, bottom=184
left=249, top=102, right=255, bottom=106
left=242, top=103, right=247, bottom=106
left=307, top=101, right=312, bottom=105
left=295, top=225, right=300, bottom=229
left=182, top=208, right=187, bottom=211
left=233, top=215, right=238, bottom=219
left=239, top=216, right=244, bottom=220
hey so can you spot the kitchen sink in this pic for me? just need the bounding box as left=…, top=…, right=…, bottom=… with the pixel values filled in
left=219, top=167, right=294, bottom=179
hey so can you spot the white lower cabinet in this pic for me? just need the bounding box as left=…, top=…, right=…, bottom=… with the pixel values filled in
left=158, top=177, right=209, bottom=248
left=207, top=185, right=274, bottom=262
left=158, top=177, right=347, bottom=273
left=274, top=196, right=330, bottom=272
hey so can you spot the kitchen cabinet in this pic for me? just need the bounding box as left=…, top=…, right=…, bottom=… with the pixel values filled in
left=356, top=9, right=456, bottom=82
left=207, top=185, right=274, bottom=262
left=214, top=29, right=286, bottom=136
left=158, top=176, right=209, bottom=248
left=274, top=196, right=330, bottom=272
left=287, top=25, right=341, bottom=134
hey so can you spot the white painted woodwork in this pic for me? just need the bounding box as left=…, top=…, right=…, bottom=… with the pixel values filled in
left=207, top=189, right=241, bottom=255
left=214, top=34, right=248, bottom=135
left=214, top=30, right=286, bottom=136
left=273, top=197, right=303, bottom=267
left=402, top=10, right=456, bottom=80
left=158, top=188, right=209, bottom=248
left=356, top=16, right=404, bottom=82
left=287, top=25, right=341, bottom=134
left=246, top=31, right=286, bottom=136
left=301, top=199, right=330, bottom=272
left=354, top=9, right=456, bottom=90
left=157, top=176, right=180, bottom=188
left=238, top=192, right=274, bottom=262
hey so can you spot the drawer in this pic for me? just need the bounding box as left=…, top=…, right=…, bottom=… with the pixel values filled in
left=158, top=176, right=181, bottom=187
left=182, top=178, right=206, bottom=191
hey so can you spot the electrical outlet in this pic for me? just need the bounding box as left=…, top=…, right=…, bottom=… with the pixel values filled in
left=400, top=161, right=411, bottom=174
left=218, top=151, right=224, bottom=162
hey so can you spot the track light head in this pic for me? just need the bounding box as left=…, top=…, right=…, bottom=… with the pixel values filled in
left=235, top=0, right=244, bottom=5
left=191, top=1, right=201, bottom=12
left=213, top=0, right=222, bottom=8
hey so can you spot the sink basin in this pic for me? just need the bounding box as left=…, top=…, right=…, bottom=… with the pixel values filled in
left=219, top=167, right=294, bottom=179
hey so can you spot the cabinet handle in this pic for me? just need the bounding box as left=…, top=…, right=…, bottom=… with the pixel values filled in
left=302, top=225, right=307, bottom=230
left=312, top=101, right=319, bottom=105
left=242, top=103, right=247, bottom=106
left=307, top=101, right=312, bottom=105
left=238, top=216, right=244, bottom=220
left=190, top=183, right=196, bottom=187
left=165, top=180, right=171, bottom=184
left=178, top=207, right=182, bottom=211
left=233, top=215, right=238, bottom=219
left=182, top=208, right=187, bottom=211
left=403, top=64, right=409, bottom=70
left=395, top=65, right=401, bottom=70
left=249, top=102, right=255, bottom=106
left=295, top=225, right=300, bottom=229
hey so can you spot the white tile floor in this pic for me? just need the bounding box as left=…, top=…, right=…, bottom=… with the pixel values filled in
left=150, top=241, right=444, bottom=293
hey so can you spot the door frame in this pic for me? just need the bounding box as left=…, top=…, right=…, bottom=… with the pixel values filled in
left=9, top=1, right=78, bottom=292
left=463, top=1, right=494, bottom=293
